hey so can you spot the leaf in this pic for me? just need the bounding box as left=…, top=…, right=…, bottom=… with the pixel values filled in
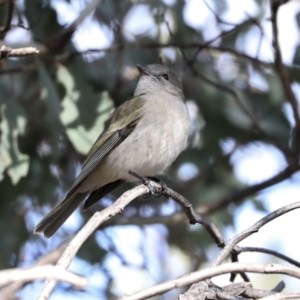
left=252, top=197, right=268, bottom=213
left=38, top=67, right=65, bottom=136
left=0, top=103, right=29, bottom=185
left=57, top=65, right=115, bottom=154
left=224, top=91, right=253, bottom=130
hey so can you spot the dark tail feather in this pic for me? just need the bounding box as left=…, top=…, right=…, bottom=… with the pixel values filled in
left=34, top=192, right=88, bottom=238
left=83, top=180, right=124, bottom=210
left=35, top=180, right=124, bottom=238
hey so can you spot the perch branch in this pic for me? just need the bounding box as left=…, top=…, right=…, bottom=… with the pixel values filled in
left=36, top=184, right=157, bottom=300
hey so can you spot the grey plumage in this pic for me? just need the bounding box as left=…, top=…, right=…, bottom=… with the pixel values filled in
left=34, top=64, right=190, bottom=238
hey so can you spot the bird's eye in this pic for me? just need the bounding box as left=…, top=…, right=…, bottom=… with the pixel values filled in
left=162, top=73, right=169, bottom=80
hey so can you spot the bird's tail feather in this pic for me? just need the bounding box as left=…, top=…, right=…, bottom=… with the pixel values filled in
left=34, top=192, right=88, bottom=238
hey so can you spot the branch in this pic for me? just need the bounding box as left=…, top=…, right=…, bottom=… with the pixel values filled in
left=181, top=281, right=284, bottom=300
left=44, top=0, right=100, bottom=52
left=238, top=246, right=300, bottom=268
left=119, top=262, right=300, bottom=300
left=54, top=42, right=267, bottom=66
left=98, top=165, right=300, bottom=231
left=0, top=45, right=39, bottom=58
left=0, top=42, right=279, bottom=75
left=260, top=293, right=300, bottom=300
left=162, top=186, right=225, bottom=247
left=36, top=184, right=154, bottom=300
left=270, top=1, right=300, bottom=157
left=212, top=200, right=300, bottom=267
left=0, top=0, right=14, bottom=39
left=36, top=180, right=300, bottom=299
left=36, top=181, right=226, bottom=299
left=182, top=200, right=300, bottom=298
left=200, top=165, right=300, bottom=214
left=185, top=65, right=288, bottom=154
left=0, top=240, right=70, bottom=299
left=184, top=19, right=253, bottom=70
left=0, top=264, right=86, bottom=289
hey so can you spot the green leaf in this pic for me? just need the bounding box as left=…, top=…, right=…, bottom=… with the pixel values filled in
left=57, top=65, right=115, bottom=154
left=0, top=103, right=29, bottom=185
left=38, top=67, right=65, bottom=136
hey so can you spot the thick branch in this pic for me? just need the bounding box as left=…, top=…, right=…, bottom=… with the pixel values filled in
left=260, top=293, right=300, bottom=300
left=0, top=240, right=70, bottom=299
left=119, top=263, right=300, bottom=300
left=0, top=45, right=39, bottom=58
left=0, top=264, right=86, bottom=289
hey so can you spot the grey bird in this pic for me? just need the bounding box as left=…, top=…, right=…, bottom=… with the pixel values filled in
left=34, top=64, right=190, bottom=238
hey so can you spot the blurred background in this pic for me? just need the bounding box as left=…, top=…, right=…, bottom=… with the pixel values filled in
left=1, top=0, right=300, bottom=299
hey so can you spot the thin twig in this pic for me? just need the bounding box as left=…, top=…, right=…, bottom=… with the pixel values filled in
left=200, top=165, right=300, bottom=214
left=44, top=0, right=100, bottom=52
left=238, top=246, right=300, bottom=268
left=97, top=165, right=300, bottom=230
left=270, top=1, right=300, bottom=157
left=230, top=252, right=250, bottom=282
left=202, top=0, right=237, bottom=27
left=0, top=42, right=279, bottom=76
left=183, top=201, right=300, bottom=300
left=0, top=0, right=14, bottom=39
left=212, top=200, right=300, bottom=267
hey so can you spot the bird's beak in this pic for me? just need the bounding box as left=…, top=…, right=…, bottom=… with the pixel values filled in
left=137, top=64, right=150, bottom=76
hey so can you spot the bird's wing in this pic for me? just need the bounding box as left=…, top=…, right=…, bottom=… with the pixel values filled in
left=83, top=179, right=124, bottom=210
left=65, top=96, right=145, bottom=197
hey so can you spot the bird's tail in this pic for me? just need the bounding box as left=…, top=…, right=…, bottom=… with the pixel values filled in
left=34, top=192, right=88, bottom=238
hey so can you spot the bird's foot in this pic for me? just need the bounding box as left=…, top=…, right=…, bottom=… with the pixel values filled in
left=128, top=171, right=165, bottom=198
left=146, top=176, right=167, bottom=198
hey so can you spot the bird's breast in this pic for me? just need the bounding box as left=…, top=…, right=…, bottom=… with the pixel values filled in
left=107, top=92, right=190, bottom=181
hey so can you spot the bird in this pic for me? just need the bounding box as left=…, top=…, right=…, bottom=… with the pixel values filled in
left=34, top=64, right=190, bottom=238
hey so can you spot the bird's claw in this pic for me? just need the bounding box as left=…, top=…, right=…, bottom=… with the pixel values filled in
left=146, top=176, right=167, bottom=198
left=128, top=171, right=166, bottom=198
